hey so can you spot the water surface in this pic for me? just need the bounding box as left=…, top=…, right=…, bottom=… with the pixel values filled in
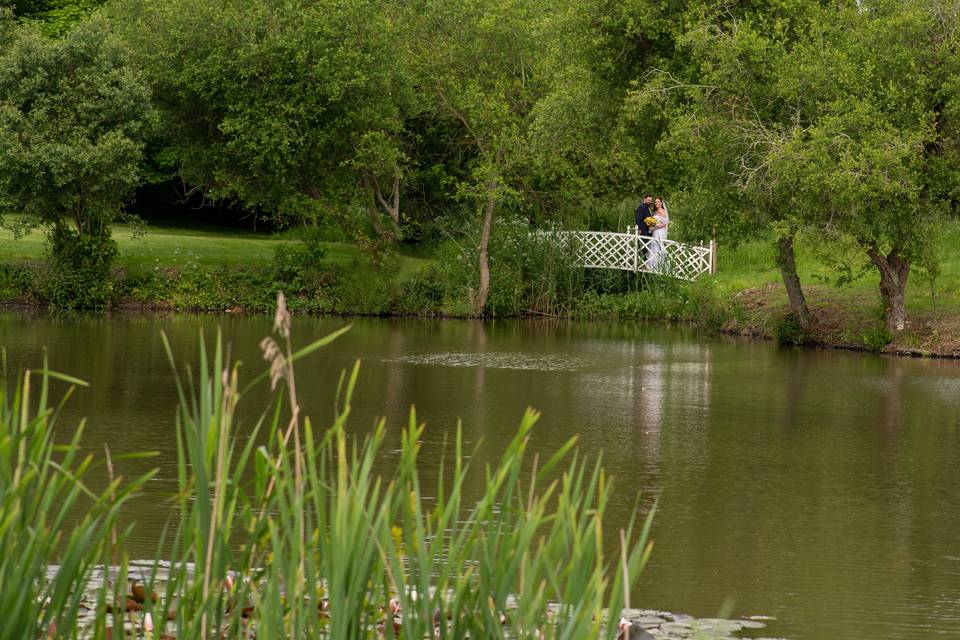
left=2, top=313, right=959, bottom=639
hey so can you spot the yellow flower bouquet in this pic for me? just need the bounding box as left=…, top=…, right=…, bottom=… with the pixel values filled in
left=644, top=216, right=658, bottom=228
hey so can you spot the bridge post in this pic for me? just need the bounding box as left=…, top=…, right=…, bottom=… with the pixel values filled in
left=709, top=235, right=717, bottom=275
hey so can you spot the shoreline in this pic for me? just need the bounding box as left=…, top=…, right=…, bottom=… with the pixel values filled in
left=4, top=288, right=960, bottom=360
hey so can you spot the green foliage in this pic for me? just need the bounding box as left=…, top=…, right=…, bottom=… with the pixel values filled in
left=1, top=319, right=656, bottom=638
left=327, top=260, right=399, bottom=315
left=38, top=226, right=117, bottom=309
left=11, top=0, right=107, bottom=36
left=396, top=268, right=446, bottom=314
left=0, top=262, right=34, bottom=300
left=0, top=15, right=152, bottom=308
left=154, top=321, right=653, bottom=639
left=773, top=312, right=807, bottom=346
left=684, top=279, right=734, bottom=331
left=859, top=325, right=894, bottom=351
left=487, top=217, right=586, bottom=316
left=0, top=17, right=154, bottom=234
left=0, top=364, right=152, bottom=639
left=272, top=228, right=330, bottom=295
left=568, top=276, right=736, bottom=330
left=115, top=0, right=409, bottom=232
left=650, top=0, right=960, bottom=330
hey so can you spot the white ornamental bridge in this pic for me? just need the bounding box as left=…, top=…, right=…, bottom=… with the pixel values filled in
left=537, top=226, right=717, bottom=281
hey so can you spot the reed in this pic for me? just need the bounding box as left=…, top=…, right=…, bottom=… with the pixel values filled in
left=3, top=295, right=655, bottom=639
left=0, top=358, right=153, bottom=639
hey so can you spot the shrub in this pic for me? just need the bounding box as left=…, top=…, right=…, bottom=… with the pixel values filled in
left=38, top=227, right=117, bottom=310
left=396, top=268, right=445, bottom=314
left=683, top=280, right=731, bottom=330
left=273, top=227, right=329, bottom=294
left=773, top=312, right=807, bottom=345
left=0, top=262, right=35, bottom=300
left=860, top=325, right=893, bottom=350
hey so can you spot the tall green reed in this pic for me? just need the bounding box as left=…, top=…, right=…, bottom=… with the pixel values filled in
left=0, top=358, right=152, bottom=639
left=6, top=293, right=655, bottom=639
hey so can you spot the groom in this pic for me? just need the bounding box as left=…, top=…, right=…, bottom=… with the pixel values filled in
left=635, top=194, right=654, bottom=236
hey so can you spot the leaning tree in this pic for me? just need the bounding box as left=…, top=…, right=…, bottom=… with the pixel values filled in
left=770, top=0, right=960, bottom=334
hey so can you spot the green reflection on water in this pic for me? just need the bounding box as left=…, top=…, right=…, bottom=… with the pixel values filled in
left=2, top=312, right=959, bottom=640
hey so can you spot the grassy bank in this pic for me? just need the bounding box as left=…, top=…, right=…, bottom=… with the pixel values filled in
left=1, top=220, right=959, bottom=355
left=0, top=223, right=434, bottom=314
left=550, top=224, right=960, bottom=357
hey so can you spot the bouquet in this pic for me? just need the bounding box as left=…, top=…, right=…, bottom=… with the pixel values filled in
left=644, top=216, right=658, bottom=228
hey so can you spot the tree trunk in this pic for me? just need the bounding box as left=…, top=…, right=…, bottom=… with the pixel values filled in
left=360, top=175, right=396, bottom=241
left=866, top=245, right=910, bottom=334
left=775, top=235, right=812, bottom=330
left=474, top=183, right=496, bottom=316
left=371, top=174, right=401, bottom=225
left=366, top=206, right=389, bottom=240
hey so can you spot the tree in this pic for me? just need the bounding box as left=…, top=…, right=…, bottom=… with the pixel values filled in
left=404, top=0, right=562, bottom=314
left=638, top=0, right=831, bottom=330
left=643, top=0, right=960, bottom=335
left=9, top=0, right=108, bottom=36
left=0, top=15, right=154, bottom=307
left=116, top=0, right=411, bottom=242
left=768, top=0, right=960, bottom=333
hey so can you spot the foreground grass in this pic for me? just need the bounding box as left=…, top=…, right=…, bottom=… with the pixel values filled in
left=2, top=316, right=653, bottom=639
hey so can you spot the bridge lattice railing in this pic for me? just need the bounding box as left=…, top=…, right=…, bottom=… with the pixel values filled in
left=534, top=229, right=714, bottom=281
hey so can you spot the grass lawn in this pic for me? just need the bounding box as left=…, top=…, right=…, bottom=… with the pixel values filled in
left=0, top=223, right=431, bottom=278
left=714, top=221, right=960, bottom=316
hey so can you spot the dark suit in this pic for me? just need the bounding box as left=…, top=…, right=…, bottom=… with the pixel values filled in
left=635, top=202, right=653, bottom=236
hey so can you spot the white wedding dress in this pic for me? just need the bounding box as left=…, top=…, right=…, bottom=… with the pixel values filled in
left=645, top=211, right=669, bottom=271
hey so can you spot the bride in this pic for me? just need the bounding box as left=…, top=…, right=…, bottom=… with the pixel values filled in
left=645, top=197, right=669, bottom=271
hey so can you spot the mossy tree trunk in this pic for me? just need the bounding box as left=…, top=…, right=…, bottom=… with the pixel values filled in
left=776, top=235, right=812, bottom=331
left=474, top=178, right=497, bottom=316
left=866, top=245, right=910, bottom=334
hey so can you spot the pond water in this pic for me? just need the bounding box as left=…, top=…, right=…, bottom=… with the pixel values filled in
left=3, top=312, right=960, bottom=639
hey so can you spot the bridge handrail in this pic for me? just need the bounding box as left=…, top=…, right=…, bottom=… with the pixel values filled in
left=532, top=227, right=716, bottom=280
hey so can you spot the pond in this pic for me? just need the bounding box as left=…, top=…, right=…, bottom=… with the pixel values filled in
left=2, top=312, right=959, bottom=639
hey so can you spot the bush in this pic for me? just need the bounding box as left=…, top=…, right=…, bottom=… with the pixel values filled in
left=773, top=312, right=807, bottom=345
left=682, top=280, right=731, bottom=331
left=860, top=325, right=893, bottom=350
left=38, top=227, right=117, bottom=310
left=329, top=260, right=399, bottom=315
left=396, top=268, right=445, bottom=315
left=0, top=262, right=35, bottom=300
left=273, top=227, right=329, bottom=294
left=487, top=216, right=585, bottom=316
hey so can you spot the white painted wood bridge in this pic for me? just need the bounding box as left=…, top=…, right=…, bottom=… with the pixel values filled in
left=537, top=227, right=716, bottom=281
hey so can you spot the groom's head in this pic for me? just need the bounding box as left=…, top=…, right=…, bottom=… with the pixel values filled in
left=643, top=195, right=653, bottom=205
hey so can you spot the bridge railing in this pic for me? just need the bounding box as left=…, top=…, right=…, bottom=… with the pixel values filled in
left=533, top=227, right=715, bottom=281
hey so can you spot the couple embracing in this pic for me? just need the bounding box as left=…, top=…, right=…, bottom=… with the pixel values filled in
left=635, top=194, right=669, bottom=270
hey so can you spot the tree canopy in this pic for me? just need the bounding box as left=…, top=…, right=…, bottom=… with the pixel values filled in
left=2, top=0, right=959, bottom=321
left=117, top=0, right=410, bottom=238
left=0, top=14, right=154, bottom=235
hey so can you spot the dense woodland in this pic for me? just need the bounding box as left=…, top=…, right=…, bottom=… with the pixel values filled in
left=2, top=0, right=960, bottom=335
